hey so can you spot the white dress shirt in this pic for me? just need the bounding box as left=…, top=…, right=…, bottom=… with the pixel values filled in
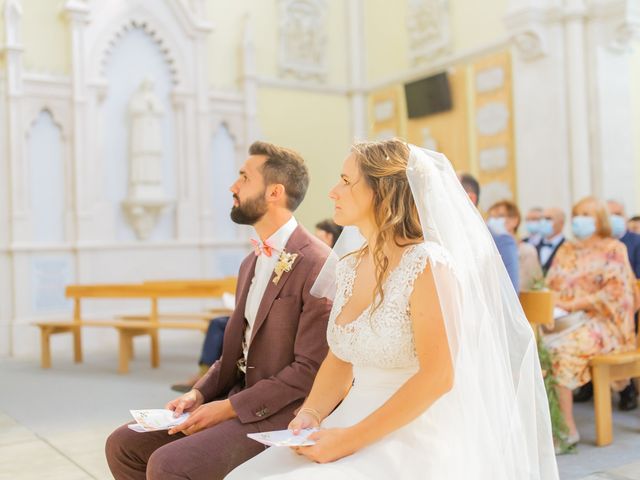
left=539, top=233, right=564, bottom=266
left=242, top=216, right=298, bottom=365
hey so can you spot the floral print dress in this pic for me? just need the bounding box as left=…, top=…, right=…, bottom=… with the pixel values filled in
left=544, top=237, right=637, bottom=389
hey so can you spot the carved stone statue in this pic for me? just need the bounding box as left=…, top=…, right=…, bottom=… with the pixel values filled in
left=122, top=77, right=170, bottom=240
left=278, top=0, right=327, bottom=80
left=128, top=77, right=164, bottom=195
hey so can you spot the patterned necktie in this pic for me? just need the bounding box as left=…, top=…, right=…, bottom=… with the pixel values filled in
left=250, top=238, right=274, bottom=257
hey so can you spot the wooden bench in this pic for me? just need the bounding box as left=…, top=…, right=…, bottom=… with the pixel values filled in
left=588, top=279, right=640, bottom=446
left=590, top=349, right=640, bottom=446
left=34, top=277, right=237, bottom=373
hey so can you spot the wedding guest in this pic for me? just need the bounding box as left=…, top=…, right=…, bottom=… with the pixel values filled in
left=543, top=196, right=639, bottom=446
left=523, top=206, right=544, bottom=247
left=538, top=207, right=566, bottom=275
left=459, top=174, right=519, bottom=292
left=608, top=200, right=640, bottom=278
left=315, top=219, right=343, bottom=247
left=107, top=141, right=332, bottom=480
left=487, top=200, right=543, bottom=291
left=628, top=215, right=640, bottom=235
left=606, top=199, right=640, bottom=410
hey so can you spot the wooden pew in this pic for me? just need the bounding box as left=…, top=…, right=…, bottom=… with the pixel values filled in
left=589, top=279, right=640, bottom=446
left=34, top=277, right=237, bottom=373
left=519, top=290, right=555, bottom=338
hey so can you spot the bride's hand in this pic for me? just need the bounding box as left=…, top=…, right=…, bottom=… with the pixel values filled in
left=294, top=428, right=359, bottom=464
left=288, top=410, right=320, bottom=435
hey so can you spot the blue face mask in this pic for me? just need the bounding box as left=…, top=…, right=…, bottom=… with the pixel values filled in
left=610, top=215, right=626, bottom=239
left=538, top=219, right=554, bottom=238
left=525, top=220, right=541, bottom=235
left=572, top=215, right=596, bottom=240
left=487, top=217, right=508, bottom=235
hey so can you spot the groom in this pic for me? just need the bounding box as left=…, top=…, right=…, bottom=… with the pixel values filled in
left=106, top=141, right=332, bottom=479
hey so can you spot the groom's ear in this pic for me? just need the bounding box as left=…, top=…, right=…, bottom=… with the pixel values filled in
left=266, top=183, right=287, bottom=206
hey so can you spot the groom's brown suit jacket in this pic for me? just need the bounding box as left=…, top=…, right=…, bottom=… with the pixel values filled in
left=194, top=225, right=332, bottom=426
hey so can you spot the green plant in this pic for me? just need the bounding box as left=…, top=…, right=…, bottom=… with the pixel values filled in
left=537, top=336, right=575, bottom=454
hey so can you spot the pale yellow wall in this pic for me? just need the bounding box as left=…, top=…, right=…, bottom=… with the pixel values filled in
left=257, top=87, right=351, bottom=227
left=364, top=0, right=409, bottom=83
left=206, top=0, right=246, bottom=89
left=206, top=0, right=348, bottom=89
left=630, top=48, right=640, bottom=214
left=22, top=0, right=70, bottom=74
left=364, top=0, right=509, bottom=83
left=450, top=0, right=509, bottom=53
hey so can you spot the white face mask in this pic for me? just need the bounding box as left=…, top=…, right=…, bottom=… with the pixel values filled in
left=525, top=220, right=541, bottom=236
left=609, top=214, right=626, bottom=238
left=487, top=217, right=508, bottom=236
left=572, top=215, right=597, bottom=240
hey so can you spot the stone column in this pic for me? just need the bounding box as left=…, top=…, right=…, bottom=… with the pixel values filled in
left=347, top=0, right=367, bottom=140
left=506, top=0, right=640, bottom=211
left=2, top=0, right=24, bottom=357
left=505, top=0, right=574, bottom=214
left=585, top=0, right=640, bottom=208
left=63, top=0, right=90, bottom=240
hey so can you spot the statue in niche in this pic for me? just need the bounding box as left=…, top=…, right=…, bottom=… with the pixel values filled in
left=128, top=77, right=164, bottom=197
left=122, top=77, right=170, bottom=241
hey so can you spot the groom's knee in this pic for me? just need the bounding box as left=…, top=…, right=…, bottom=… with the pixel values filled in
left=105, top=424, right=134, bottom=472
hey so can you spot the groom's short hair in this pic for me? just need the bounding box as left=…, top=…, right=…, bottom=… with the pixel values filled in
left=249, top=141, right=309, bottom=211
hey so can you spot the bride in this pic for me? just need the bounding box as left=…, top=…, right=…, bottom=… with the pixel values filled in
left=227, top=140, right=558, bottom=479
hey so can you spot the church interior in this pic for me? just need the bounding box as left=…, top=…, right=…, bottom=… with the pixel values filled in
left=2, top=0, right=640, bottom=478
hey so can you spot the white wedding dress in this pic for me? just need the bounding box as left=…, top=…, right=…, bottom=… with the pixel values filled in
left=227, top=243, right=460, bottom=479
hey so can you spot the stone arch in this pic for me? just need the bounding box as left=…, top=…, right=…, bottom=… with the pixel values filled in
left=98, top=17, right=181, bottom=85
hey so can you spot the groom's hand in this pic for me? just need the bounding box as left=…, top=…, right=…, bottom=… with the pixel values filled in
left=168, top=399, right=237, bottom=436
left=165, top=389, right=204, bottom=417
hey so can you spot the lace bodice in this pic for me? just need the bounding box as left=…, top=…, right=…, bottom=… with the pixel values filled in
left=327, top=242, right=451, bottom=369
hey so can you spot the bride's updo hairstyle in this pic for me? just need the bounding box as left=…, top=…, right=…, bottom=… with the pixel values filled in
left=350, top=138, right=423, bottom=311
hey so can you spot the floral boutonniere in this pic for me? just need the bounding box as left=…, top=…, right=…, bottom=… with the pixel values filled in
left=273, top=250, right=298, bottom=285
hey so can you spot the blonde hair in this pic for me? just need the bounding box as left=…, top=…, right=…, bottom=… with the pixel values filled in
left=571, top=196, right=612, bottom=238
left=350, top=139, right=423, bottom=311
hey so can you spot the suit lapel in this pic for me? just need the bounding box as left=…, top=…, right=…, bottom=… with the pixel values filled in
left=249, top=226, right=308, bottom=343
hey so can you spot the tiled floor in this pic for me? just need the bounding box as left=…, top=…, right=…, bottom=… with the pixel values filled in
left=1, top=334, right=639, bottom=479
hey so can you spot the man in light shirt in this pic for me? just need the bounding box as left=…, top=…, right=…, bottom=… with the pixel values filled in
left=106, top=141, right=332, bottom=480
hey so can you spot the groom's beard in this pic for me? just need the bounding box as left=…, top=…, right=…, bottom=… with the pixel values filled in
left=230, top=190, right=268, bottom=225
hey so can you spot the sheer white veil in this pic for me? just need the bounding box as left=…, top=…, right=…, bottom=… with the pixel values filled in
left=312, top=145, right=558, bottom=479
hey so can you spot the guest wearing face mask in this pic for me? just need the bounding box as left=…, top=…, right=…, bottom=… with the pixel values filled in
left=487, top=200, right=543, bottom=291
left=538, top=207, right=566, bottom=275
left=543, top=196, right=639, bottom=446
left=459, top=174, right=519, bottom=292
left=523, top=207, right=544, bottom=247
left=607, top=201, right=640, bottom=279
left=605, top=200, right=640, bottom=409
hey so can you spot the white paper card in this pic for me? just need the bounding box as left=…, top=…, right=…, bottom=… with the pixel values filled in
left=553, top=307, right=569, bottom=319
left=129, top=409, right=189, bottom=432
left=247, top=428, right=318, bottom=447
